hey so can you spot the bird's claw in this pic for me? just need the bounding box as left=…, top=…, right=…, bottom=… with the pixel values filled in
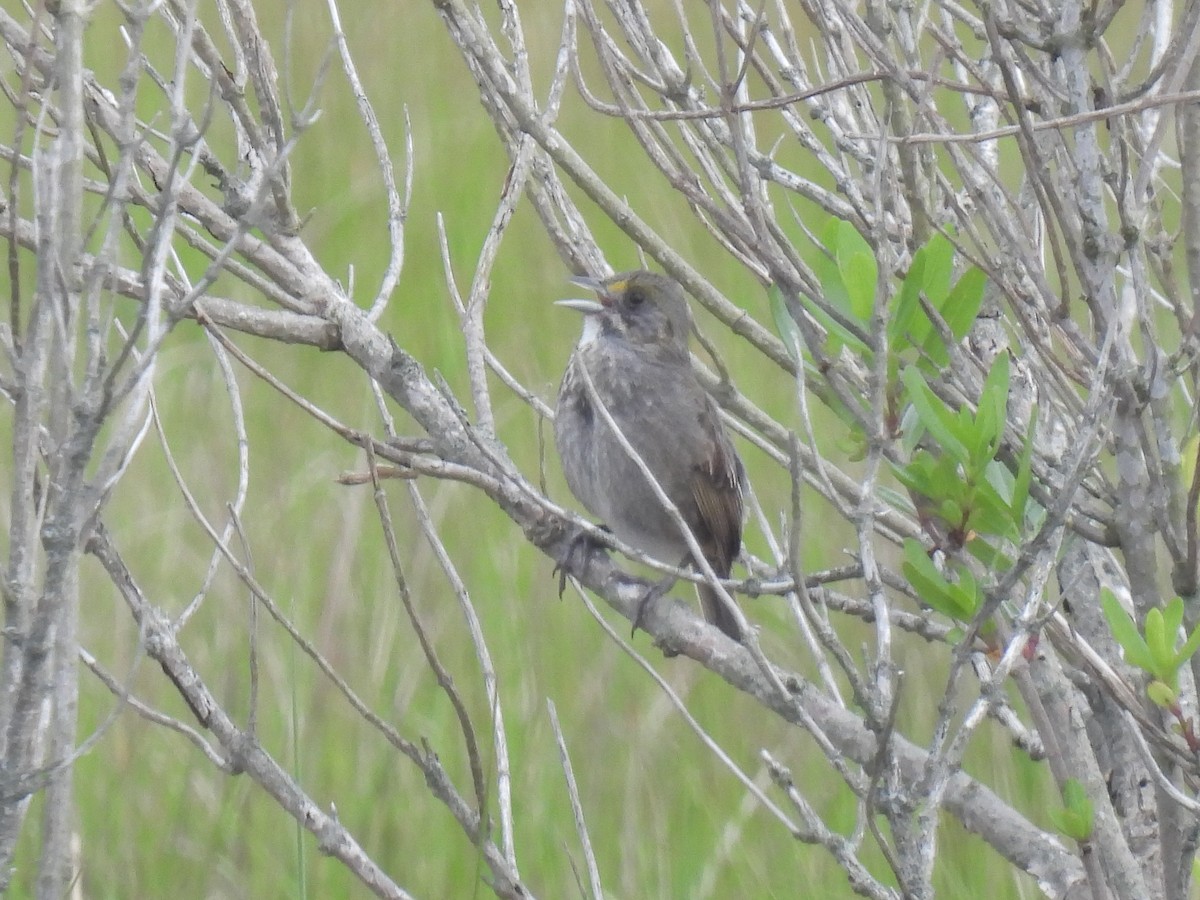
left=553, top=524, right=610, bottom=597
left=631, top=573, right=677, bottom=637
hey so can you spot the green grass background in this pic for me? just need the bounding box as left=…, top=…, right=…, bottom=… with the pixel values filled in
left=1, top=3, right=1060, bottom=898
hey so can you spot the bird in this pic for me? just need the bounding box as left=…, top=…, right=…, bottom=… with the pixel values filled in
left=554, top=270, right=746, bottom=641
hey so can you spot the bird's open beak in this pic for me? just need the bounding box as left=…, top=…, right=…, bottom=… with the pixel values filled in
left=554, top=298, right=606, bottom=314
left=555, top=274, right=611, bottom=314
left=569, top=275, right=606, bottom=292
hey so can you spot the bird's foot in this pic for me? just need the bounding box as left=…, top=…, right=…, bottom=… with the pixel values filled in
left=553, top=524, right=611, bottom=597
left=631, top=573, right=677, bottom=638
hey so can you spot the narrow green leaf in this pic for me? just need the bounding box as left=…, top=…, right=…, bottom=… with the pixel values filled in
left=1147, top=679, right=1177, bottom=708
left=798, top=249, right=873, bottom=357
left=965, top=534, right=1012, bottom=570
left=808, top=227, right=871, bottom=355
left=902, top=539, right=962, bottom=620
left=966, top=481, right=1021, bottom=542
left=1057, top=779, right=1094, bottom=841
left=939, top=497, right=964, bottom=527
left=901, top=367, right=971, bottom=465
left=984, top=459, right=1015, bottom=506
left=1011, top=405, right=1038, bottom=526
left=1046, top=806, right=1069, bottom=836
left=769, top=285, right=803, bottom=362
left=1173, top=618, right=1200, bottom=667
left=1100, top=589, right=1155, bottom=672
left=980, top=354, right=1010, bottom=436
left=891, top=460, right=933, bottom=498
left=952, top=565, right=982, bottom=617
left=889, top=254, right=926, bottom=350
left=1162, top=596, right=1185, bottom=638
left=827, top=219, right=877, bottom=323
left=1144, top=608, right=1171, bottom=672
left=921, top=233, right=955, bottom=306
left=969, top=354, right=1009, bottom=470
left=1062, top=779, right=1090, bottom=811
left=841, top=251, right=877, bottom=323
left=941, top=266, right=988, bottom=340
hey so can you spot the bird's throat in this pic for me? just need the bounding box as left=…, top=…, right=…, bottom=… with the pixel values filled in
left=577, top=314, right=603, bottom=346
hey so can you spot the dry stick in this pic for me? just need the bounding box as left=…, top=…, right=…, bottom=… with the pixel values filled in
left=363, top=445, right=489, bottom=828
left=229, top=507, right=259, bottom=739
left=857, top=126, right=912, bottom=889
left=437, top=212, right=495, bottom=436
left=785, top=437, right=861, bottom=708
left=1122, top=710, right=1200, bottom=816
left=759, top=749, right=900, bottom=900
left=742, top=457, right=850, bottom=707
left=405, top=478, right=517, bottom=871
left=324, top=0, right=408, bottom=322
left=546, top=700, right=603, bottom=900
left=0, top=550, right=159, bottom=806
left=1048, top=610, right=1194, bottom=770
left=79, top=648, right=230, bottom=772
left=571, top=582, right=798, bottom=833
left=123, top=311, right=247, bottom=634
left=87, top=528, right=417, bottom=900
left=199, top=316, right=511, bottom=495
left=104, top=432, right=532, bottom=895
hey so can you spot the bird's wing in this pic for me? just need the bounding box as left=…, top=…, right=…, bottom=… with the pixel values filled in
left=689, top=402, right=744, bottom=573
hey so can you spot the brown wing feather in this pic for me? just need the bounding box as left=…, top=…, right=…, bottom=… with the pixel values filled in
left=691, top=421, right=744, bottom=641
left=689, top=406, right=744, bottom=574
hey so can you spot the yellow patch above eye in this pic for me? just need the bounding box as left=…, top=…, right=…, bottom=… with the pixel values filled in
left=607, top=280, right=628, bottom=293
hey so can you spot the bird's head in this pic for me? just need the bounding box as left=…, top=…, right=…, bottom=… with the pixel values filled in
left=556, top=270, right=693, bottom=355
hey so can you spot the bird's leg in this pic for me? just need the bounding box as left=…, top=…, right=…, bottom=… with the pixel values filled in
left=631, top=574, right=676, bottom=637
left=631, top=554, right=690, bottom=638
left=554, top=523, right=611, bottom=597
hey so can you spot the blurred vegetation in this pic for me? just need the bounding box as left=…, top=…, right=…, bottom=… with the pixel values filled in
left=0, top=2, right=1059, bottom=897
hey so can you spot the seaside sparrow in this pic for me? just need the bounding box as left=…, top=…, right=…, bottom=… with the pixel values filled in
left=554, top=270, right=746, bottom=641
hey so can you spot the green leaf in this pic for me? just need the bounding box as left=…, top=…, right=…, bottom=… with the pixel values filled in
left=815, top=220, right=851, bottom=313
left=1144, top=608, right=1172, bottom=675
left=920, top=233, right=955, bottom=308
left=1050, top=779, right=1094, bottom=842
left=890, top=256, right=926, bottom=351
left=902, top=539, right=968, bottom=620
left=966, top=480, right=1021, bottom=542
left=1147, top=679, right=1177, bottom=708
left=951, top=565, right=982, bottom=617
left=843, top=255, right=876, bottom=322
left=965, top=534, right=1012, bottom=570
left=887, top=235, right=988, bottom=365
left=893, top=236, right=952, bottom=361
left=941, top=266, right=988, bottom=341
left=976, top=354, right=1010, bottom=456
left=901, top=368, right=971, bottom=465
left=800, top=255, right=873, bottom=356
left=1100, top=589, right=1155, bottom=672
left=812, top=303, right=873, bottom=356
left=939, top=497, right=964, bottom=528
left=1011, top=405, right=1038, bottom=526
left=984, top=459, right=1015, bottom=506
left=816, top=219, right=879, bottom=326
left=769, top=284, right=803, bottom=362
left=1162, top=596, right=1185, bottom=639
left=1174, top=614, right=1200, bottom=666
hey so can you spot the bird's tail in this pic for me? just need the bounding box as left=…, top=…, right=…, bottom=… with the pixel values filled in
left=698, top=582, right=743, bottom=642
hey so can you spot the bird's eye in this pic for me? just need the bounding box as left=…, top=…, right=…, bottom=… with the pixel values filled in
left=626, top=288, right=645, bottom=307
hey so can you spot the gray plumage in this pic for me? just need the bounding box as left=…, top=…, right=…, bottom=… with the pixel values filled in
left=554, top=271, right=745, bottom=641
